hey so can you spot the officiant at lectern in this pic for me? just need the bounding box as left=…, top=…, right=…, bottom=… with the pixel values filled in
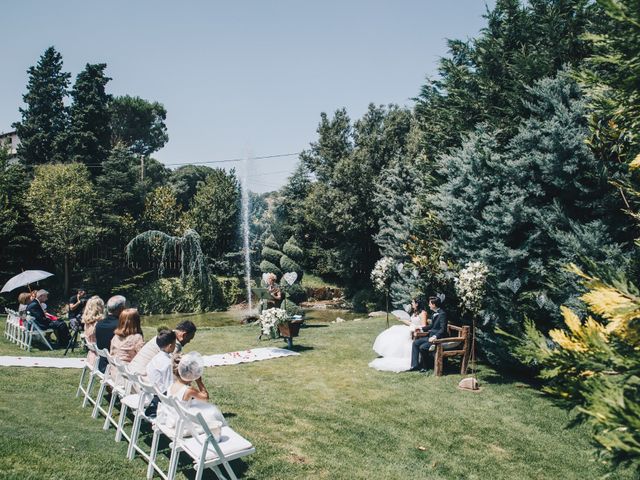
left=264, top=273, right=283, bottom=309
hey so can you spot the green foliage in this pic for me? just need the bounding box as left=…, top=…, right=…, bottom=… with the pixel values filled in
left=126, top=229, right=209, bottom=293
left=262, top=246, right=282, bottom=265
left=433, top=72, right=632, bottom=366
left=414, top=0, right=595, bottom=158
left=141, top=185, right=184, bottom=235
left=130, top=276, right=224, bottom=314
left=283, top=283, right=306, bottom=304
left=259, top=260, right=281, bottom=276
left=67, top=63, right=112, bottom=170
left=109, top=95, right=168, bottom=156
left=283, top=300, right=304, bottom=317
left=292, top=105, right=413, bottom=286
left=26, top=163, right=101, bottom=293
left=279, top=254, right=300, bottom=275
left=216, top=276, right=243, bottom=306
left=183, top=168, right=240, bottom=261
left=169, top=164, right=215, bottom=209
left=511, top=265, right=640, bottom=471
left=351, top=289, right=380, bottom=313
left=13, top=46, right=70, bottom=166
left=263, top=234, right=280, bottom=250
left=0, top=146, right=30, bottom=281
left=282, top=236, right=303, bottom=260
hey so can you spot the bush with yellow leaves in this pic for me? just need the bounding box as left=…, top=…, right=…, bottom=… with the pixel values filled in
left=506, top=264, right=640, bottom=471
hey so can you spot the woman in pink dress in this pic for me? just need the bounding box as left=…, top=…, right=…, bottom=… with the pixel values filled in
left=82, top=296, right=105, bottom=367
left=110, top=308, right=144, bottom=366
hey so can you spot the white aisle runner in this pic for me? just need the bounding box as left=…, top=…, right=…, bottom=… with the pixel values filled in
left=0, top=347, right=299, bottom=369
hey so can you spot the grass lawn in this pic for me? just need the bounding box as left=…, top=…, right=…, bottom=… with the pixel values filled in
left=0, top=317, right=632, bottom=480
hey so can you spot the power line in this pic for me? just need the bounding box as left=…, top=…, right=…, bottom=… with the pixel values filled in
left=82, top=152, right=300, bottom=168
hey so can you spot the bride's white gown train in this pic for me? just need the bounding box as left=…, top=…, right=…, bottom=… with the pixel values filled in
left=369, top=314, right=423, bottom=372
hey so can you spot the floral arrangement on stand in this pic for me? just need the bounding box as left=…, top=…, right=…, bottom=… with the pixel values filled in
left=371, top=256, right=396, bottom=328
left=258, top=307, right=290, bottom=339
left=453, top=261, right=489, bottom=391
left=454, top=261, right=489, bottom=315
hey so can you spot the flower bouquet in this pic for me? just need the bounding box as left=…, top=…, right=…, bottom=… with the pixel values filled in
left=258, top=307, right=290, bottom=339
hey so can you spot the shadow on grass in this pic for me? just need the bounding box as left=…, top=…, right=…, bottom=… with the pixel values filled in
left=301, top=324, right=329, bottom=328
left=288, top=345, right=314, bottom=353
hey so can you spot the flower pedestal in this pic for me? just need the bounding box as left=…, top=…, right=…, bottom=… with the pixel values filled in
left=278, top=320, right=303, bottom=349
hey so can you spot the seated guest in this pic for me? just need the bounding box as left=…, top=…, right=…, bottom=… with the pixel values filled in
left=110, top=308, right=144, bottom=364
left=157, top=352, right=227, bottom=431
left=143, top=329, right=177, bottom=417
left=17, top=292, right=31, bottom=316
left=95, top=295, right=126, bottom=373
left=82, top=296, right=105, bottom=367
left=26, top=289, right=70, bottom=347
left=409, top=296, right=448, bottom=373
left=128, top=320, right=198, bottom=378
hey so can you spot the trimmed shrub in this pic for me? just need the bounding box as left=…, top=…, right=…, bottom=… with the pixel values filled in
left=262, top=246, right=283, bottom=264
left=351, top=288, right=380, bottom=313
left=280, top=254, right=301, bottom=274
left=282, top=236, right=303, bottom=258
left=285, top=283, right=306, bottom=304
left=259, top=260, right=282, bottom=276
left=283, top=300, right=304, bottom=317
left=264, top=234, right=280, bottom=250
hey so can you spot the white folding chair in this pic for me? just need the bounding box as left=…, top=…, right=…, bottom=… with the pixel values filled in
left=76, top=342, right=96, bottom=404
left=147, top=388, right=183, bottom=480
left=79, top=343, right=105, bottom=408
left=103, top=352, right=130, bottom=432
left=172, top=402, right=255, bottom=480
left=124, top=373, right=156, bottom=461
left=24, top=315, right=54, bottom=351
left=92, top=348, right=117, bottom=420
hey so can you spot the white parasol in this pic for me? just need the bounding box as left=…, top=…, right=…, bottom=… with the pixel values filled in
left=1, top=270, right=54, bottom=293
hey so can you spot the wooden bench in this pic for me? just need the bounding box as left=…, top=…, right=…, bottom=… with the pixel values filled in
left=413, top=324, right=471, bottom=377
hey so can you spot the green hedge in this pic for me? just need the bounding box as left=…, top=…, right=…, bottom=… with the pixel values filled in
left=130, top=276, right=225, bottom=314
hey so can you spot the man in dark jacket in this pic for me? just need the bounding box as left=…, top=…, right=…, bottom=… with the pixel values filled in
left=95, top=295, right=126, bottom=373
left=409, top=296, right=448, bottom=372
left=26, top=289, right=70, bottom=347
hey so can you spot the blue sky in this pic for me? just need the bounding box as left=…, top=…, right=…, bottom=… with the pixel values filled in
left=1, top=1, right=493, bottom=192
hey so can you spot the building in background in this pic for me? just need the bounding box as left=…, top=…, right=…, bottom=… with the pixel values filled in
left=0, top=130, right=20, bottom=164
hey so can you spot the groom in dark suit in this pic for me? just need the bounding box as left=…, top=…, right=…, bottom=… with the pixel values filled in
left=409, top=296, right=447, bottom=372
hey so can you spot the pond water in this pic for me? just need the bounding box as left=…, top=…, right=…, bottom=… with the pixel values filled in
left=141, top=308, right=363, bottom=329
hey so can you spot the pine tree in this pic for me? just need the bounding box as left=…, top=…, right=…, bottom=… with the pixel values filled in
left=13, top=46, right=70, bottom=166
left=67, top=63, right=112, bottom=171
left=434, top=72, right=631, bottom=366
left=373, top=155, right=426, bottom=306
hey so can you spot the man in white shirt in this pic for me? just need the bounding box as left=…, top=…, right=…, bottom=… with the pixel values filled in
left=146, top=329, right=177, bottom=394
left=128, top=320, right=197, bottom=378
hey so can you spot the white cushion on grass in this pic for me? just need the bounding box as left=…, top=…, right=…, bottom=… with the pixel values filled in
left=181, top=426, right=253, bottom=461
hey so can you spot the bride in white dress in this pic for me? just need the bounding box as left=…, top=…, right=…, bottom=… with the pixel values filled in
left=369, top=297, right=429, bottom=372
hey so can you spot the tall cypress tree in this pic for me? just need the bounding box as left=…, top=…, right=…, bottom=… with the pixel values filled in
left=373, top=154, right=426, bottom=306
left=68, top=63, right=112, bottom=171
left=433, top=72, right=632, bottom=366
left=13, top=46, right=70, bottom=166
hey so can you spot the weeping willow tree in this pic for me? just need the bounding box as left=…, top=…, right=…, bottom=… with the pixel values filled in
left=126, top=228, right=210, bottom=293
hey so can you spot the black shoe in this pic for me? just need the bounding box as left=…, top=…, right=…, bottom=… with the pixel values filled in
left=407, top=367, right=420, bottom=372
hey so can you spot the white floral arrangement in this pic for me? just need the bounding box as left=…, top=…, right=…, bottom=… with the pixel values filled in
left=454, top=261, right=489, bottom=315
left=371, top=256, right=395, bottom=292
left=258, top=307, right=290, bottom=339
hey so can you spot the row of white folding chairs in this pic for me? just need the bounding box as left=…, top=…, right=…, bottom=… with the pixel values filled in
left=4, top=308, right=54, bottom=351
left=77, top=343, right=255, bottom=480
